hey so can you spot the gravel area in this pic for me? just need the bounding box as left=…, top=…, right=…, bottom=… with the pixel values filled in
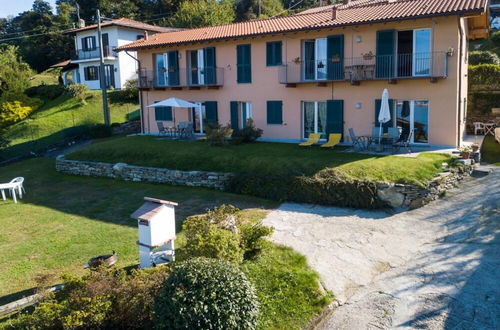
left=263, top=166, right=499, bottom=329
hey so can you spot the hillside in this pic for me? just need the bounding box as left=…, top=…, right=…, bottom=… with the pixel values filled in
left=1, top=90, right=138, bottom=160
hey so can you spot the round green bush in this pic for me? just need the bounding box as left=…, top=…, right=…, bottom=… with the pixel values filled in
left=153, top=257, right=259, bottom=330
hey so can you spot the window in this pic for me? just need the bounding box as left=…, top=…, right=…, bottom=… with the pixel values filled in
left=187, top=47, right=216, bottom=85
left=236, top=44, right=251, bottom=83
left=395, top=100, right=429, bottom=143
left=81, top=36, right=96, bottom=51
left=266, top=41, right=282, bottom=66
left=230, top=101, right=252, bottom=130
left=84, top=66, right=99, bottom=80
left=154, top=102, right=173, bottom=121
left=267, top=100, right=283, bottom=124
left=155, top=51, right=180, bottom=87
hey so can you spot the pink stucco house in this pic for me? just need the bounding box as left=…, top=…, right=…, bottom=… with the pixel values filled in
left=117, top=0, right=490, bottom=147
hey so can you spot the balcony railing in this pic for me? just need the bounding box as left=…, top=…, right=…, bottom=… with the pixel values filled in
left=138, top=67, right=224, bottom=88
left=279, top=52, right=449, bottom=84
left=72, top=46, right=116, bottom=61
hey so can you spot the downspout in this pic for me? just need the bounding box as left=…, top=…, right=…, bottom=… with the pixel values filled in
left=457, top=16, right=464, bottom=147
left=125, top=50, right=145, bottom=134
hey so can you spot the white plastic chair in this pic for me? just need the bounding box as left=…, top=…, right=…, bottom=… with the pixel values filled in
left=9, top=177, right=25, bottom=199
left=473, top=122, right=484, bottom=135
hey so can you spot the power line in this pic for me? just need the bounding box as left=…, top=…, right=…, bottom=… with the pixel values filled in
left=0, top=30, right=67, bottom=42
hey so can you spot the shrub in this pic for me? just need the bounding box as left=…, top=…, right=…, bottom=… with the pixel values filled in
left=25, top=84, right=65, bottom=100
left=153, top=257, right=259, bottom=330
left=87, top=124, right=112, bottom=139
left=206, top=123, right=233, bottom=146
left=469, top=51, right=500, bottom=65
left=0, top=101, right=34, bottom=127
left=468, top=91, right=500, bottom=114
left=3, top=267, right=170, bottom=329
left=233, top=119, right=263, bottom=144
left=468, top=64, right=500, bottom=90
left=182, top=205, right=273, bottom=263
left=0, top=129, right=10, bottom=149
left=66, top=84, right=89, bottom=104
left=227, top=169, right=386, bottom=209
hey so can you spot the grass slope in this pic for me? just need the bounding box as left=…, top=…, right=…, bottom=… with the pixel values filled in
left=1, top=91, right=138, bottom=159
left=481, top=135, right=500, bottom=166
left=68, top=136, right=450, bottom=186
left=0, top=158, right=275, bottom=299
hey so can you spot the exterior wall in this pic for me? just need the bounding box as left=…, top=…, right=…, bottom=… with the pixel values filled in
left=74, top=26, right=140, bottom=90
left=138, top=16, right=464, bottom=146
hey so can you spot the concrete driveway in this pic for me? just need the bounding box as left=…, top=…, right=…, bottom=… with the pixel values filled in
left=263, top=167, right=499, bottom=329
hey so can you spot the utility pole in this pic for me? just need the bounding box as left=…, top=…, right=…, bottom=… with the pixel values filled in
left=97, top=9, right=110, bottom=126
left=258, top=0, right=261, bottom=17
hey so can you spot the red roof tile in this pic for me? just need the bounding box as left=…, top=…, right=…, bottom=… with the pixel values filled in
left=64, top=17, right=179, bottom=35
left=117, top=0, right=488, bottom=51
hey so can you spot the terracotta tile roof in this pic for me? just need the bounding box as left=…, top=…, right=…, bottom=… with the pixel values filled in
left=117, top=0, right=488, bottom=51
left=64, top=17, right=179, bottom=35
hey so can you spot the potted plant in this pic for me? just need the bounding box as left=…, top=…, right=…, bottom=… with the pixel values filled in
left=317, top=61, right=325, bottom=68
left=471, top=143, right=479, bottom=152
left=160, top=67, right=167, bottom=73
left=331, top=54, right=341, bottom=63
left=292, top=57, right=302, bottom=64
left=362, top=51, right=374, bottom=60
left=458, top=145, right=472, bottom=159
left=169, top=66, right=175, bottom=72
left=447, top=47, right=455, bottom=57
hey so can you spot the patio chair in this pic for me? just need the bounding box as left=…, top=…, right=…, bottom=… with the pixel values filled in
left=178, top=122, right=194, bottom=139
left=9, top=177, right=25, bottom=199
left=156, top=121, right=167, bottom=135
left=372, top=127, right=382, bottom=139
left=392, top=130, right=413, bottom=154
left=299, top=134, right=321, bottom=147
left=388, top=127, right=400, bottom=139
left=321, top=134, right=342, bottom=148
left=349, top=128, right=372, bottom=150
left=473, top=122, right=484, bottom=135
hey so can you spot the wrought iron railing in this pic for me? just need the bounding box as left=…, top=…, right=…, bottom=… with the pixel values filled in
left=138, top=67, right=224, bottom=88
left=278, top=52, right=449, bottom=84
left=72, top=46, right=116, bottom=61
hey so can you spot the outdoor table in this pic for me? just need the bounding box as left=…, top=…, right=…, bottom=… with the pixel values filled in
left=166, top=126, right=178, bottom=138
left=483, top=123, right=497, bottom=136
left=371, top=136, right=398, bottom=152
left=0, top=182, right=18, bottom=203
left=357, top=136, right=375, bottom=150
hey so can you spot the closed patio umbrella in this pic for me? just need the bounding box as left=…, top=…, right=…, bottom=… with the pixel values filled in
left=378, top=88, right=391, bottom=143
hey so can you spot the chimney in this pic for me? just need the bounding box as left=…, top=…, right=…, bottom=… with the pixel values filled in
left=332, top=7, right=337, bottom=20
left=78, top=19, right=85, bottom=28
left=143, top=31, right=149, bottom=41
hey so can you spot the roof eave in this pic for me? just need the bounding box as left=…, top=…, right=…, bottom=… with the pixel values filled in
left=116, top=7, right=487, bottom=52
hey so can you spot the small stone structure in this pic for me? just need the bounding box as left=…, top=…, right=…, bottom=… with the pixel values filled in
left=56, top=156, right=232, bottom=190
left=376, top=171, right=469, bottom=209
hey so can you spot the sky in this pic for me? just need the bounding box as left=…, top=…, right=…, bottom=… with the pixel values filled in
left=0, top=0, right=57, bottom=18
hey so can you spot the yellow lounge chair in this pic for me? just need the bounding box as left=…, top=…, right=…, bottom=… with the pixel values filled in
left=299, top=133, right=321, bottom=147
left=321, top=133, right=342, bottom=148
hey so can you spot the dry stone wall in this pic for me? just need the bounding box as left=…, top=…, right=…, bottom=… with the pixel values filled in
left=55, top=156, right=233, bottom=190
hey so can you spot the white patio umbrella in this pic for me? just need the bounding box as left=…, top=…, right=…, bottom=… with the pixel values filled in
left=147, top=97, right=202, bottom=126
left=378, top=88, right=391, bottom=144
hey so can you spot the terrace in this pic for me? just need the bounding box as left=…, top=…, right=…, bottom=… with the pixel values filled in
left=138, top=67, right=225, bottom=90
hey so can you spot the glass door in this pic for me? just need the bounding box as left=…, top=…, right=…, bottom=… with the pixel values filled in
left=303, top=40, right=315, bottom=81
left=156, top=53, right=168, bottom=86
left=413, top=29, right=431, bottom=76
left=191, top=104, right=206, bottom=133
left=396, top=100, right=429, bottom=143
left=240, top=102, right=252, bottom=128
left=315, top=38, right=327, bottom=80
left=197, top=49, right=205, bottom=85
left=302, top=101, right=327, bottom=139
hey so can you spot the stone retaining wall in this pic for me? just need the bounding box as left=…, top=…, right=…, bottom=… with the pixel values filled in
left=376, top=171, right=469, bottom=209
left=56, top=156, right=233, bottom=190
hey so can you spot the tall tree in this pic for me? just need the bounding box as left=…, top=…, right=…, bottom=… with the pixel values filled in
left=169, top=0, right=235, bottom=28
left=0, top=45, right=33, bottom=102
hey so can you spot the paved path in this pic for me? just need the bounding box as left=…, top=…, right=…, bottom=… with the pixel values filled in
left=263, top=167, right=499, bottom=329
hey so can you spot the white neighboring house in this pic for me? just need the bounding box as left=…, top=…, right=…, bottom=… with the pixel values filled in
left=55, top=18, right=177, bottom=90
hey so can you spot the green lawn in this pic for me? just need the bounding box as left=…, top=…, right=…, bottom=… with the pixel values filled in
left=481, top=135, right=500, bottom=166
left=1, top=91, right=138, bottom=160
left=67, top=136, right=451, bottom=186
left=0, top=158, right=275, bottom=299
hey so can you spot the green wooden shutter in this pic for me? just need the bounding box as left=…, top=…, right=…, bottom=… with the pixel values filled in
left=326, top=100, right=344, bottom=140
left=230, top=101, right=239, bottom=131
left=375, top=99, right=394, bottom=133
left=237, top=44, right=251, bottom=83
left=376, top=30, right=396, bottom=78
left=266, top=41, right=282, bottom=66
left=203, top=47, right=216, bottom=85
left=327, top=35, right=344, bottom=80
left=155, top=106, right=172, bottom=121
left=267, top=101, right=283, bottom=124
left=167, top=51, right=179, bottom=86
left=204, top=101, right=218, bottom=128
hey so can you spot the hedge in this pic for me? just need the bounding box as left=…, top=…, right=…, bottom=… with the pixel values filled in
left=468, top=91, right=500, bottom=114
left=227, top=168, right=386, bottom=209
left=468, top=64, right=500, bottom=91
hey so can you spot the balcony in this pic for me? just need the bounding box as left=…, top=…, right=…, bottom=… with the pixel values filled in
left=72, top=46, right=116, bottom=62
left=278, top=52, right=449, bottom=86
left=138, top=67, right=224, bottom=90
